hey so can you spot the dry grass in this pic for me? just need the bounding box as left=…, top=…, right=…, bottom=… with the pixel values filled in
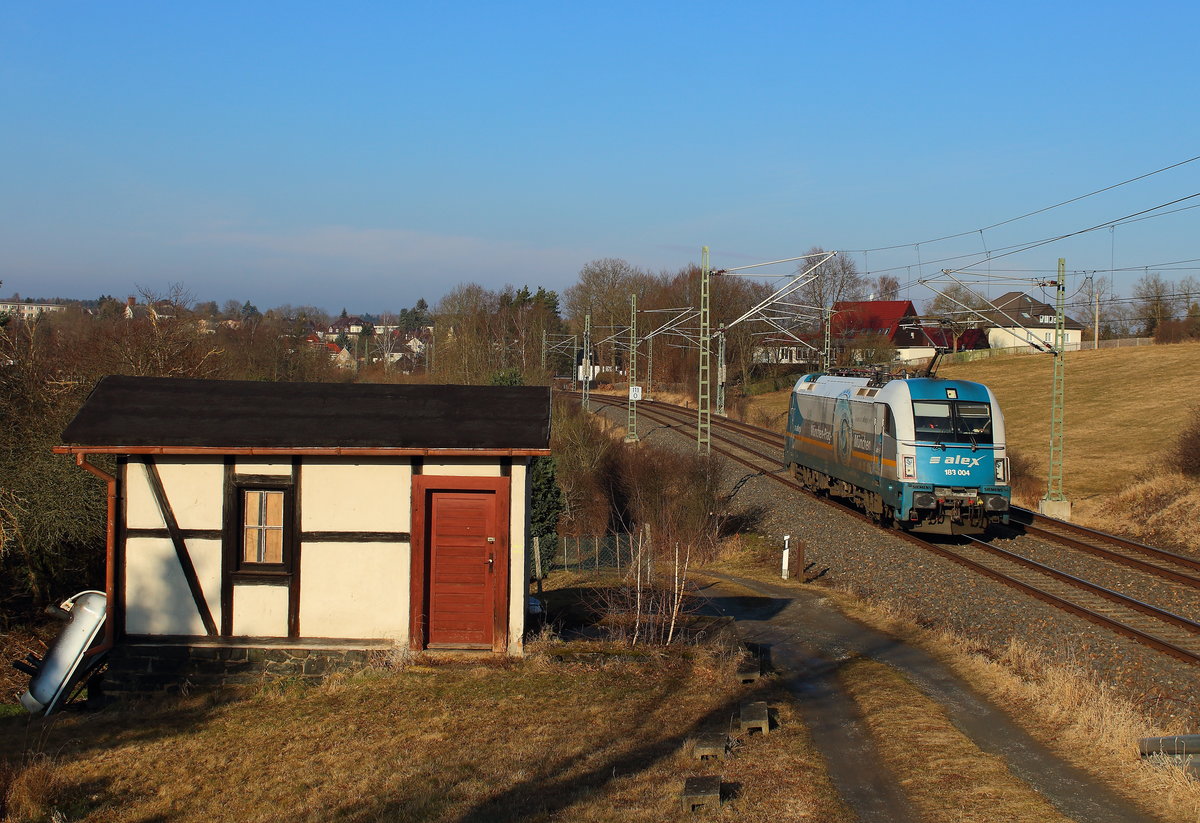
left=2, top=754, right=66, bottom=823
left=1077, top=472, right=1200, bottom=552
left=822, top=585, right=1200, bottom=822
left=937, top=340, right=1200, bottom=502
left=0, top=647, right=847, bottom=822
left=839, top=659, right=1075, bottom=823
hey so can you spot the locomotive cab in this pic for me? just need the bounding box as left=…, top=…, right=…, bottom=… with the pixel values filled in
left=785, top=371, right=1010, bottom=536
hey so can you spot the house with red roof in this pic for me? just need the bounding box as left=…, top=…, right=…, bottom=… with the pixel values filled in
left=831, top=300, right=990, bottom=363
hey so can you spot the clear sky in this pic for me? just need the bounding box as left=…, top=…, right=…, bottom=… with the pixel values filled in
left=3, top=1, right=1198, bottom=313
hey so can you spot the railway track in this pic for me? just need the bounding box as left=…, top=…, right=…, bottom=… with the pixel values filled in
left=566, top=391, right=1200, bottom=667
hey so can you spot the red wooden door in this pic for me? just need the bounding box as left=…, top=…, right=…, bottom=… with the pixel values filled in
left=427, top=490, right=497, bottom=647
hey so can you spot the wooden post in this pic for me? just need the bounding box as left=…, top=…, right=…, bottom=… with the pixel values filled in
left=533, top=535, right=543, bottom=596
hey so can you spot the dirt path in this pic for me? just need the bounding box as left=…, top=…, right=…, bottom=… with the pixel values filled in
left=697, top=571, right=1154, bottom=823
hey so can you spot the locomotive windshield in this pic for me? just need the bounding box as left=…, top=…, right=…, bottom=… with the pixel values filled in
left=912, top=400, right=993, bottom=444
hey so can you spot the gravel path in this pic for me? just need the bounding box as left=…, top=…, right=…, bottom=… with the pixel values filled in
left=592, top=398, right=1200, bottom=728
left=699, top=571, right=1154, bottom=823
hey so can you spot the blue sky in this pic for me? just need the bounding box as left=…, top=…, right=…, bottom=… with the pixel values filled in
left=3, top=1, right=1198, bottom=313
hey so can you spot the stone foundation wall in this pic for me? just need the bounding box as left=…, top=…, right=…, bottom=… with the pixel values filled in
left=104, top=644, right=377, bottom=696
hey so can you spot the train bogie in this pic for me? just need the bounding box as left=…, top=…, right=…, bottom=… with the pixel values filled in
left=784, top=371, right=1010, bottom=536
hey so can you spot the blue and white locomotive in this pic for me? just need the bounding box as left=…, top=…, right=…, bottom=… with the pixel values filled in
left=784, top=370, right=1011, bottom=535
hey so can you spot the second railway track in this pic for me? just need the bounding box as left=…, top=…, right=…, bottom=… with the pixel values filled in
left=568, top=390, right=1200, bottom=667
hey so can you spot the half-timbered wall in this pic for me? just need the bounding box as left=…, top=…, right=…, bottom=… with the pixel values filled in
left=120, top=455, right=531, bottom=652
left=124, top=457, right=224, bottom=635
left=299, top=459, right=412, bottom=640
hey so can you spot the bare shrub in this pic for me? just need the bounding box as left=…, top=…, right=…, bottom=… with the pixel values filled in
left=1154, top=319, right=1190, bottom=345
left=585, top=534, right=698, bottom=646
left=1169, top=406, right=1200, bottom=477
left=750, top=406, right=787, bottom=430
left=617, top=445, right=723, bottom=563
left=1006, top=447, right=1041, bottom=503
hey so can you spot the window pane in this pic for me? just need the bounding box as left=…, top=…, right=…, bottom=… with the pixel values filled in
left=244, top=491, right=262, bottom=526
left=265, top=491, right=284, bottom=528
left=913, top=401, right=953, bottom=441
left=242, top=490, right=287, bottom=565
left=263, top=528, right=283, bottom=564
left=956, top=402, right=993, bottom=444
left=244, top=527, right=260, bottom=563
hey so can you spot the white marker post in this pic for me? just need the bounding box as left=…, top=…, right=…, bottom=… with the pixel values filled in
left=782, top=534, right=791, bottom=580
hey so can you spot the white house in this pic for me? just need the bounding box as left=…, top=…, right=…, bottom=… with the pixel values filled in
left=0, top=301, right=67, bottom=321
left=57, top=376, right=551, bottom=693
left=979, top=292, right=1085, bottom=353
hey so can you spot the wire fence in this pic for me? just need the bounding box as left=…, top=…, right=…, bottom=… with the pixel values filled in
left=547, top=533, right=651, bottom=575
left=940, top=336, right=1154, bottom=365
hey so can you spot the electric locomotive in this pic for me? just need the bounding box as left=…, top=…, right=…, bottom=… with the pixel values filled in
left=784, top=369, right=1010, bottom=535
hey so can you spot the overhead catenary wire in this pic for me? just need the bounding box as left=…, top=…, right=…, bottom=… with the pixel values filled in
left=939, top=192, right=1200, bottom=275
left=843, top=153, right=1200, bottom=254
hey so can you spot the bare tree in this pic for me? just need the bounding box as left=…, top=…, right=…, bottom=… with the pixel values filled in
left=564, top=258, right=647, bottom=377
left=797, top=247, right=865, bottom=314
left=867, top=274, right=902, bottom=301
left=1132, top=272, right=1179, bottom=336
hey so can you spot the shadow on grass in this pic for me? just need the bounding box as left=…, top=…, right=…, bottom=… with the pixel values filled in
left=331, top=674, right=781, bottom=823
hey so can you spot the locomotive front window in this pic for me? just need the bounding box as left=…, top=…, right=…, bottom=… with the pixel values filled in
left=913, top=400, right=993, bottom=444
left=913, top=401, right=953, bottom=440
left=955, top=402, right=993, bottom=444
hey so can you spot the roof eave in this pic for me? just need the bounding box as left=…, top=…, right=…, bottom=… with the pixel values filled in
left=54, top=446, right=551, bottom=457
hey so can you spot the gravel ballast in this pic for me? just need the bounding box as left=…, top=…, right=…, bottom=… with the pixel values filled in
left=590, top=397, right=1200, bottom=727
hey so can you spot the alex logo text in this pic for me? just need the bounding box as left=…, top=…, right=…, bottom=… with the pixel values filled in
left=929, top=455, right=983, bottom=467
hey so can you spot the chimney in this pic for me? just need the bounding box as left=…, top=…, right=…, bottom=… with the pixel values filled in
left=127, top=296, right=136, bottom=307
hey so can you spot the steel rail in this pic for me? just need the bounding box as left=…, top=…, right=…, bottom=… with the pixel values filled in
left=630, top=396, right=1200, bottom=591
left=563, top=390, right=1200, bottom=667
left=1012, top=506, right=1200, bottom=575
left=962, top=536, right=1200, bottom=637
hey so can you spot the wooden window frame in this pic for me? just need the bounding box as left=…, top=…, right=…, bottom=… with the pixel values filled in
left=230, top=476, right=296, bottom=579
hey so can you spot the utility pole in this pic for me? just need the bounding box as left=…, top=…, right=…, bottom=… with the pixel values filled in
left=697, top=247, right=712, bottom=454
left=570, top=335, right=579, bottom=391
left=541, top=328, right=547, bottom=372
left=646, top=335, right=653, bottom=398
left=1040, top=258, right=1071, bottom=520
left=822, top=305, right=833, bottom=371
left=1093, top=278, right=1100, bottom=350
left=716, top=326, right=726, bottom=416
left=625, top=293, right=639, bottom=442
left=582, top=314, right=592, bottom=412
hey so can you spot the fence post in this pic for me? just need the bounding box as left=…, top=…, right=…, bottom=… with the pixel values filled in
left=533, top=535, right=543, bottom=596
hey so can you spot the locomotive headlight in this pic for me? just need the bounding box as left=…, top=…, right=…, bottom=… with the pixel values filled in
left=903, top=456, right=915, bottom=478
left=995, top=457, right=1008, bottom=484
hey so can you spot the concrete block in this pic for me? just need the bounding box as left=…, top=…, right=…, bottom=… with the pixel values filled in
left=736, top=660, right=760, bottom=683
left=1038, top=498, right=1072, bottom=520
left=691, top=733, right=729, bottom=761
left=680, top=775, right=721, bottom=813
left=739, top=701, right=769, bottom=736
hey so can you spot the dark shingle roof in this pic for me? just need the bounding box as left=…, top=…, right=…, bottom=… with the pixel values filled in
left=978, top=292, right=1085, bottom=330
left=62, top=376, right=550, bottom=450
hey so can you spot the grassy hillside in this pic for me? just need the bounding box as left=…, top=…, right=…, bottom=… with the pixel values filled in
left=938, top=341, right=1199, bottom=504
left=743, top=341, right=1200, bottom=535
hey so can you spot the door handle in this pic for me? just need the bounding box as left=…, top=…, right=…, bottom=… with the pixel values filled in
left=486, top=554, right=494, bottom=571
